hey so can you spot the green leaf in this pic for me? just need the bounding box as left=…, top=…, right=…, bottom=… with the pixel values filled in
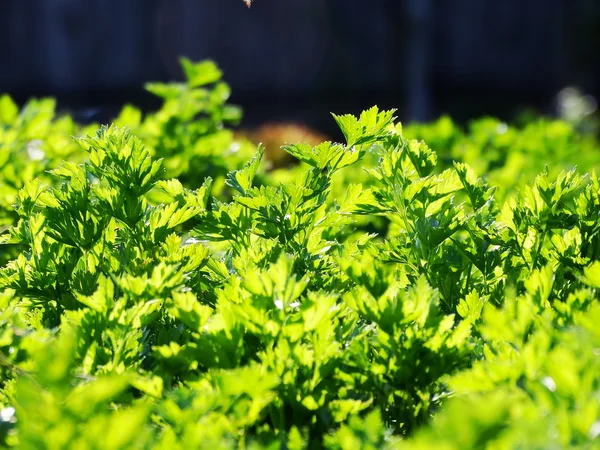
left=181, top=58, right=223, bottom=87
left=332, top=106, right=396, bottom=147
left=405, top=139, right=437, bottom=177
left=225, top=145, right=264, bottom=195
left=582, top=261, right=600, bottom=288
left=0, top=94, right=18, bottom=123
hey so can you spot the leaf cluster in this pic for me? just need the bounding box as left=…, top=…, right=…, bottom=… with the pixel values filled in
left=0, top=61, right=599, bottom=449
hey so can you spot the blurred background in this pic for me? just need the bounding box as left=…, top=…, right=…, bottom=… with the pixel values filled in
left=1, top=0, right=599, bottom=135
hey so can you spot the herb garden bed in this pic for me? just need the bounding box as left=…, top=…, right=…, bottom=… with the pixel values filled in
left=0, top=60, right=599, bottom=449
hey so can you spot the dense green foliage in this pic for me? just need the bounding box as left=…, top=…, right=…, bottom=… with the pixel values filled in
left=0, top=60, right=599, bottom=449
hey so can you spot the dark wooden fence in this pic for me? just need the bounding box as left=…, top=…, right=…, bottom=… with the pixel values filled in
left=1, top=0, right=599, bottom=126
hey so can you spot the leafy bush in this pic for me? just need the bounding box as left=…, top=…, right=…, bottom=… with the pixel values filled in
left=0, top=60, right=599, bottom=449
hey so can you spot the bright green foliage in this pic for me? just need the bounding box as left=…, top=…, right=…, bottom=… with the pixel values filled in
left=0, top=59, right=254, bottom=267
left=0, top=95, right=96, bottom=266
left=404, top=301, right=600, bottom=449
left=0, top=61, right=600, bottom=449
left=404, top=116, right=600, bottom=201
left=120, top=57, right=255, bottom=191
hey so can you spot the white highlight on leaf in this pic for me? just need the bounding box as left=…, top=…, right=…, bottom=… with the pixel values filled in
left=589, top=421, right=600, bottom=439
left=27, top=140, right=45, bottom=161
left=541, top=376, right=556, bottom=392
left=0, top=406, right=15, bottom=423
